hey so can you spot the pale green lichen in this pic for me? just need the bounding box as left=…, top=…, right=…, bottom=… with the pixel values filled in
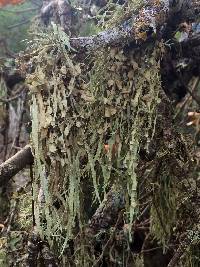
left=26, top=17, right=164, bottom=264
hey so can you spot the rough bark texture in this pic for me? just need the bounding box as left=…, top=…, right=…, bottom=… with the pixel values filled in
left=88, top=188, right=125, bottom=234
left=70, top=20, right=134, bottom=51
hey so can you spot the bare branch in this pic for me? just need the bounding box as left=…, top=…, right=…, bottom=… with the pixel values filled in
left=0, top=7, right=40, bottom=14
left=0, top=145, right=34, bottom=186
left=7, top=19, right=30, bottom=29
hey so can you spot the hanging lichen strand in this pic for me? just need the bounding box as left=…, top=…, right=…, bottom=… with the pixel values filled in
left=27, top=23, right=162, bottom=259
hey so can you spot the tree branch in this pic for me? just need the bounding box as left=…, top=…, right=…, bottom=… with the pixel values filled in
left=0, top=7, right=40, bottom=14
left=7, top=19, right=30, bottom=29
left=70, top=19, right=134, bottom=51
left=0, top=145, right=34, bottom=186
left=69, top=0, right=168, bottom=51
left=68, top=0, right=199, bottom=51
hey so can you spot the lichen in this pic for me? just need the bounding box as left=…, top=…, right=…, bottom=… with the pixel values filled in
left=22, top=1, right=176, bottom=263
left=26, top=23, right=163, bottom=263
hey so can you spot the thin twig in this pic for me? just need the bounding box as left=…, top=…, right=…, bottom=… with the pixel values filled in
left=185, top=80, right=200, bottom=106
left=141, top=233, right=150, bottom=253
left=167, top=236, right=191, bottom=267
left=7, top=19, right=30, bottom=29
left=0, top=7, right=39, bottom=13
left=0, top=91, right=24, bottom=103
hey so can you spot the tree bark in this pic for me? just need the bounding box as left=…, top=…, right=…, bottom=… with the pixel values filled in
left=88, top=188, right=125, bottom=234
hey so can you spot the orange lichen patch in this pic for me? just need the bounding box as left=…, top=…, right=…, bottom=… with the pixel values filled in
left=104, top=144, right=110, bottom=153
left=104, top=143, right=119, bottom=158
left=0, top=0, right=24, bottom=7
